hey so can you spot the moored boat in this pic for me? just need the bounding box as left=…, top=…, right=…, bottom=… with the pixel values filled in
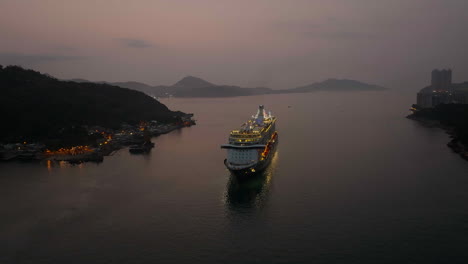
left=129, top=141, right=154, bottom=154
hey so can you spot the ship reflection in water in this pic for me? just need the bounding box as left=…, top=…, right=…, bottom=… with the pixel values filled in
left=225, top=152, right=278, bottom=211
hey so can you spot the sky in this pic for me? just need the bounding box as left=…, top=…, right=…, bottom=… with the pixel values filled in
left=1, top=0, right=468, bottom=90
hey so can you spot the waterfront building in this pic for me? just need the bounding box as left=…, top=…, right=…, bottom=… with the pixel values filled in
left=416, top=69, right=464, bottom=108
left=416, top=89, right=434, bottom=108
left=431, top=69, right=452, bottom=92
left=452, top=92, right=468, bottom=104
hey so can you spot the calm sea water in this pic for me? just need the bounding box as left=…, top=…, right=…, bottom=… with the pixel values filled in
left=2, top=91, right=468, bottom=264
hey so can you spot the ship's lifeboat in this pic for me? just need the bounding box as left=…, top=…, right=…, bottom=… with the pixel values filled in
left=261, top=132, right=277, bottom=157
left=272, top=132, right=278, bottom=140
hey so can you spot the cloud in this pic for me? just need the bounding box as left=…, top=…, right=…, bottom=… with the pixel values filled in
left=272, top=19, right=377, bottom=41
left=0, top=53, right=84, bottom=65
left=117, top=38, right=154, bottom=48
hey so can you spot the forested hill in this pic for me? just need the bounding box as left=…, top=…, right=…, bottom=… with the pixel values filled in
left=0, top=65, right=182, bottom=142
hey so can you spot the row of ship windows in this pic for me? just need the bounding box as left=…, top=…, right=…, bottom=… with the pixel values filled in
left=230, top=153, right=255, bottom=157
left=229, top=151, right=256, bottom=158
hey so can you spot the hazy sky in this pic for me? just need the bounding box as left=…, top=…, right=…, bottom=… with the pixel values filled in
left=1, top=0, right=467, bottom=90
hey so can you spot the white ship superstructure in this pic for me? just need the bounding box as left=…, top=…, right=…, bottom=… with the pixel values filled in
left=221, top=105, right=278, bottom=176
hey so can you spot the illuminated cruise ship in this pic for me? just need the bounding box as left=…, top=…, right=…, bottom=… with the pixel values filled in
left=221, top=105, right=278, bottom=177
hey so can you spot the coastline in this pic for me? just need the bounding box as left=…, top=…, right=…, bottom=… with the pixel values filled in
left=0, top=120, right=195, bottom=164
left=407, top=114, right=468, bottom=161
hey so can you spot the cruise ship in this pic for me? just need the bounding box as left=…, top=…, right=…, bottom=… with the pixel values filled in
left=221, top=105, right=278, bottom=177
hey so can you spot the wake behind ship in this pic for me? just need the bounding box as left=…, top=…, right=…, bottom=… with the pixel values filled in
left=221, top=105, right=278, bottom=177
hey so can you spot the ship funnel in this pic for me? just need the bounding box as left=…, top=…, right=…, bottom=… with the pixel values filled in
left=255, top=105, right=265, bottom=124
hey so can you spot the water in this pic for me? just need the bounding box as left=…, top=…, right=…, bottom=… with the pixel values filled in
left=2, top=91, right=468, bottom=264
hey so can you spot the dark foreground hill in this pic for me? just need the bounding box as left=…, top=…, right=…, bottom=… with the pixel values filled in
left=0, top=65, right=182, bottom=143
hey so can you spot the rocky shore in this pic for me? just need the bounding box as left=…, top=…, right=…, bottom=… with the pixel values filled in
left=407, top=114, right=468, bottom=161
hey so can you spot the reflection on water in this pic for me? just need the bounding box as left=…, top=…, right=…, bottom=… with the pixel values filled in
left=46, top=159, right=52, bottom=172
left=41, top=159, right=88, bottom=171
left=225, top=152, right=278, bottom=211
left=4, top=93, right=468, bottom=263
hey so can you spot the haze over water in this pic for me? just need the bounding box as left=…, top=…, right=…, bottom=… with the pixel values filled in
left=2, top=91, right=468, bottom=263
left=2, top=0, right=468, bottom=89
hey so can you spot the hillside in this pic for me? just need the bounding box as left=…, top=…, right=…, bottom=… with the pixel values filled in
left=287, top=79, right=387, bottom=93
left=111, top=81, right=157, bottom=95
left=172, top=76, right=214, bottom=88
left=0, top=65, right=182, bottom=143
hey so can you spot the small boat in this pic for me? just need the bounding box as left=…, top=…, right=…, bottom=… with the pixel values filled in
left=129, top=141, right=154, bottom=154
left=17, top=152, right=37, bottom=161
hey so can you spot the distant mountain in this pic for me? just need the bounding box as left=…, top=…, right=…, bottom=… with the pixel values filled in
left=0, top=66, right=183, bottom=143
left=104, top=76, right=273, bottom=98
left=172, top=85, right=273, bottom=98
left=169, top=76, right=276, bottom=97
left=69, top=75, right=386, bottom=98
left=173, top=76, right=214, bottom=89
left=111, top=81, right=157, bottom=95
left=69, top=78, right=92, bottom=83
left=164, top=77, right=386, bottom=97
left=287, top=79, right=387, bottom=93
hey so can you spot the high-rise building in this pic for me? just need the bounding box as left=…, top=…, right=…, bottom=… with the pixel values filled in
left=431, top=69, right=452, bottom=91
left=417, top=69, right=453, bottom=108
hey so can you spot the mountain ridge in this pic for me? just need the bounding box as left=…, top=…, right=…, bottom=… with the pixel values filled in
left=68, top=75, right=387, bottom=98
left=173, top=76, right=214, bottom=88
left=289, top=78, right=387, bottom=93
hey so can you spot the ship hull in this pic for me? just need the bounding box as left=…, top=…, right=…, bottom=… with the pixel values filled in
left=224, top=137, right=278, bottom=179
